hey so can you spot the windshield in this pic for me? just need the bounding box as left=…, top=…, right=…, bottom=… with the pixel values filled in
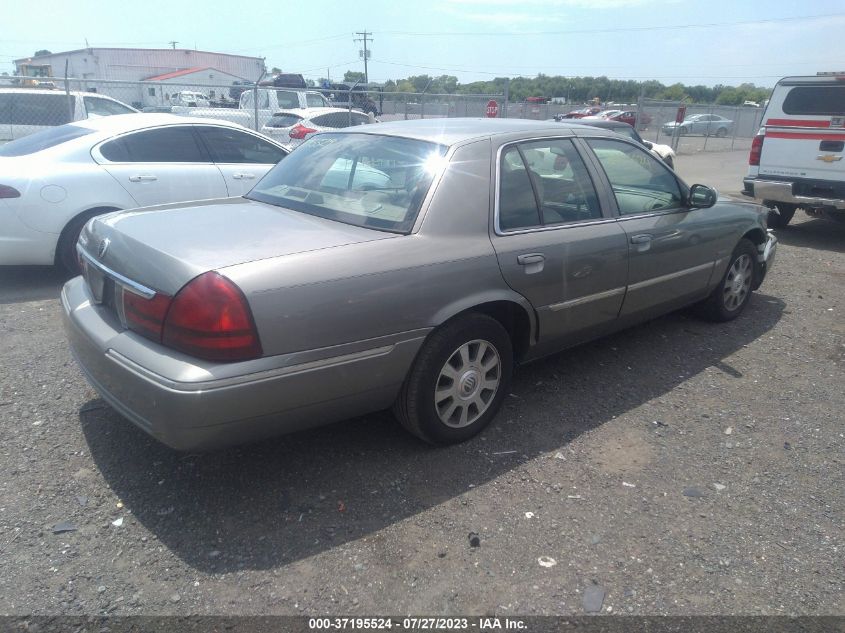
left=0, top=124, right=94, bottom=157
left=247, top=133, right=448, bottom=233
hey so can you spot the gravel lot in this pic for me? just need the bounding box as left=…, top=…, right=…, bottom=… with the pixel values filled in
left=0, top=161, right=843, bottom=617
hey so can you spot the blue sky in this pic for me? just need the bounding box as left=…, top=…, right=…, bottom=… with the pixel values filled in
left=3, top=0, right=845, bottom=87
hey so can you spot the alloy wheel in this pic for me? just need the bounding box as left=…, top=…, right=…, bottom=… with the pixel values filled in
left=434, top=339, right=501, bottom=428
left=722, top=254, right=753, bottom=311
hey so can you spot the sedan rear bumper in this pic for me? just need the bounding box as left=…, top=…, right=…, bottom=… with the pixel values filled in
left=62, top=276, right=425, bottom=451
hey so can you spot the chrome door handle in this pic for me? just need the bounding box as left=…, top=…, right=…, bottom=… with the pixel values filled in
left=128, top=174, right=157, bottom=182
left=630, top=233, right=653, bottom=253
left=232, top=173, right=256, bottom=180
left=517, top=253, right=545, bottom=265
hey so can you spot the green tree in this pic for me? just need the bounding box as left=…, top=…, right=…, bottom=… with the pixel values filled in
left=33, top=49, right=52, bottom=57
left=343, top=71, right=365, bottom=83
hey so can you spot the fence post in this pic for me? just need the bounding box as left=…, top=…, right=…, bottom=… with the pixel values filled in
left=64, top=60, right=74, bottom=123
left=503, top=79, right=510, bottom=118
left=252, top=71, right=265, bottom=131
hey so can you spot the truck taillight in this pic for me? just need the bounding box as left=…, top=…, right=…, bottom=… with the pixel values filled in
left=162, top=272, right=262, bottom=362
left=749, top=133, right=765, bottom=166
left=289, top=123, right=316, bottom=140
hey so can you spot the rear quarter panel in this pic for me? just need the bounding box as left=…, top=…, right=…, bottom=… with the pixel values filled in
left=221, top=138, right=533, bottom=357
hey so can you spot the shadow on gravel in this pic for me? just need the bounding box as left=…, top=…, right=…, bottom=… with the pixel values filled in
left=0, top=266, right=69, bottom=305
left=773, top=217, right=845, bottom=255
left=79, top=294, right=785, bottom=573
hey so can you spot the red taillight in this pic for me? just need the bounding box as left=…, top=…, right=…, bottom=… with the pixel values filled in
left=123, top=291, right=172, bottom=342
left=162, top=272, right=262, bottom=362
left=289, top=123, right=317, bottom=140
left=749, top=133, right=765, bottom=166
left=0, top=185, right=21, bottom=199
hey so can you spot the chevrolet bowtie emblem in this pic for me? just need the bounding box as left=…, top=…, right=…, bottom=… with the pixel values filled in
left=817, top=154, right=843, bottom=163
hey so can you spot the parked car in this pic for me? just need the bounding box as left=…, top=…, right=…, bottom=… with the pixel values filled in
left=62, top=118, right=776, bottom=451
left=0, top=113, right=287, bottom=271
left=582, top=109, right=623, bottom=120
left=559, top=106, right=602, bottom=119
left=262, top=107, right=374, bottom=150
left=607, top=110, right=653, bottom=128
left=0, top=88, right=137, bottom=142
left=170, top=91, right=210, bottom=107
left=171, top=88, right=331, bottom=129
left=567, top=118, right=676, bottom=168
left=743, top=72, right=845, bottom=227
left=662, top=114, right=734, bottom=137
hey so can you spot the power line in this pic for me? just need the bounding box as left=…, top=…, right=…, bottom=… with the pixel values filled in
left=378, top=11, right=845, bottom=37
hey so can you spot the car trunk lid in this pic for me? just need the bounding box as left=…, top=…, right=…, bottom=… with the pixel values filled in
left=80, top=196, right=395, bottom=296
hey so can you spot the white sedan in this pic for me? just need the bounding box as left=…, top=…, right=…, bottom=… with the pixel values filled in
left=0, top=114, right=288, bottom=271
left=262, top=107, right=374, bottom=150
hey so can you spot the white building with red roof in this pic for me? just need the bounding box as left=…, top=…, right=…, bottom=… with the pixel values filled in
left=14, top=48, right=264, bottom=108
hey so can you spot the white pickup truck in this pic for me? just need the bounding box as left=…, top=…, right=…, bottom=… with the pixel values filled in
left=170, top=88, right=330, bottom=130
left=743, top=72, right=845, bottom=227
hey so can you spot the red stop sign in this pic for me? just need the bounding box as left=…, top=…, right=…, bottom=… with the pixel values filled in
left=486, top=99, right=499, bottom=118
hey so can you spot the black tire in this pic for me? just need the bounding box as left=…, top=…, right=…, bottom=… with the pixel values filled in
left=694, top=238, right=758, bottom=322
left=766, top=203, right=796, bottom=229
left=664, top=155, right=674, bottom=169
left=716, top=127, right=728, bottom=138
left=393, top=313, right=513, bottom=445
left=55, top=208, right=116, bottom=274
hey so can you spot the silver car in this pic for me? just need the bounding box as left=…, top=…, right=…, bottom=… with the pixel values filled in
left=662, top=114, right=734, bottom=137
left=62, top=119, right=776, bottom=451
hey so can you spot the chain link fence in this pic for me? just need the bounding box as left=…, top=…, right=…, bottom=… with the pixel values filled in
left=1, top=74, right=765, bottom=156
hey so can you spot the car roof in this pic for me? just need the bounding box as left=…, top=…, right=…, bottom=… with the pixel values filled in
left=570, top=119, right=633, bottom=131
left=348, top=117, right=618, bottom=146
left=71, top=112, right=250, bottom=134
left=0, top=87, right=124, bottom=99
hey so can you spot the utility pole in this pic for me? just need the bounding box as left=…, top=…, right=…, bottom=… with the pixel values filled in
left=353, top=31, right=372, bottom=84
left=169, top=41, right=179, bottom=50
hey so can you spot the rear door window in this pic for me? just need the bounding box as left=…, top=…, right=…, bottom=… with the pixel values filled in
left=305, top=93, right=328, bottom=107
left=274, top=91, right=299, bottom=109
left=10, top=93, right=72, bottom=126
left=84, top=96, right=135, bottom=116
left=100, top=126, right=208, bottom=162
left=0, top=94, right=12, bottom=124
left=196, top=126, right=286, bottom=164
left=782, top=85, right=845, bottom=115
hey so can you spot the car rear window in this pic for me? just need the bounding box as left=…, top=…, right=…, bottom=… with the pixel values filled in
left=266, top=113, right=303, bottom=128
left=0, top=124, right=94, bottom=156
left=247, top=133, right=447, bottom=233
left=782, top=85, right=845, bottom=115
left=311, top=112, right=370, bottom=128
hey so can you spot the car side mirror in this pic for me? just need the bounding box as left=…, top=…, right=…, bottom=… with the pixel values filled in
left=688, top=184, right=718, bottom=209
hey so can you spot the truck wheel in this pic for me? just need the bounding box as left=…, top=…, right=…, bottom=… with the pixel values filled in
left=663, top=155, right=674, bottom=169
left=393, top=313, right=513, bottom=445
left=694, top=239, right=757, bottom=322
left=767, top=203, right=796, bottom=229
